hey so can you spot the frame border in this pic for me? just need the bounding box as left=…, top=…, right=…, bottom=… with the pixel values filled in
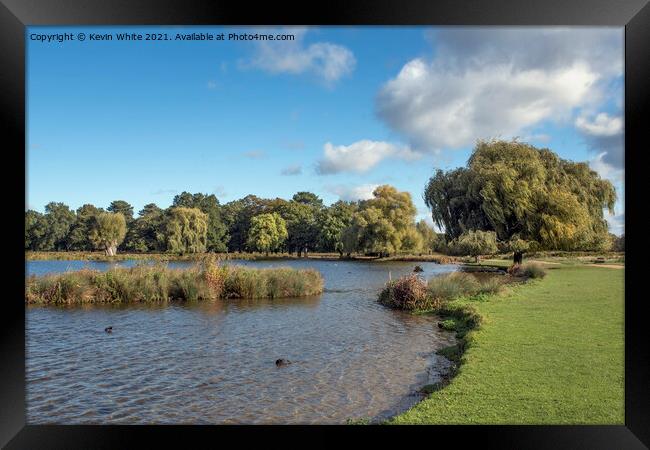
left=2, top=0, right=648, bottom=447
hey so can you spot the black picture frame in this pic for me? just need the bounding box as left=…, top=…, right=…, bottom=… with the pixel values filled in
left=2, top=0, right=648, bottom=447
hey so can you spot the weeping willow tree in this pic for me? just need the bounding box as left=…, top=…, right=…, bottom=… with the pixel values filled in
left=424, top=139, right=617, bottom=263
left=89, top=212, right=127, bottom=256
left=161, top=207, right=208, bottom=254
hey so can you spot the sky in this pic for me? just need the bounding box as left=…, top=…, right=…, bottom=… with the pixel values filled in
left=26, top=26, right=625, bottom=235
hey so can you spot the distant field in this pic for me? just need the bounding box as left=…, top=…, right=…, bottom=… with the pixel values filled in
left=390, top=264, right=624, bottom=424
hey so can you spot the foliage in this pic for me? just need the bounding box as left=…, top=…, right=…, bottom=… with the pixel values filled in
left=88, top=212, right=127, bottom=256
left=508, top=262, right=547, bottom=279
left=161, top=207, right=208, bottom=254
left=246, top=212, right=288, bottom=254
left=378, top=272, right=504, bottom=311
left=453, top=230, right=498, bottom=261
left=378, top=274, right=432, bottom=310
left=172, top=192, right=228, bottom=252
left=424, top=139, right=617, bottom=254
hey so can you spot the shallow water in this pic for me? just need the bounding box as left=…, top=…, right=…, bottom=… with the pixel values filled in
left=26, top=259, right=457, bottom=424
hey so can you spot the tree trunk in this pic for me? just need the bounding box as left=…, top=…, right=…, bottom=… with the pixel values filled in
left=513, top=251, right=523, bottom=265
left=297, top=248, right=302, bottom=258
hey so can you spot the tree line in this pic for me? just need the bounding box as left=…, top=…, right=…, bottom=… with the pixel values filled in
left=25, top=140, right=624, bottom=259
left=25, top=187, right=445, bottom=256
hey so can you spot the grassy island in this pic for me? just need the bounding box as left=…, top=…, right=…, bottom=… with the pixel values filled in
left=26, top=259, right=324, bottom=304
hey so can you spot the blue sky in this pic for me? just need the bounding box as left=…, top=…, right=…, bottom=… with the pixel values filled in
left=27, top=26, right=625, bottom=234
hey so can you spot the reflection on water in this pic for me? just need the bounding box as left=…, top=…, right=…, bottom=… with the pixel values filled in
left=26, top=259, right=458, bottom=424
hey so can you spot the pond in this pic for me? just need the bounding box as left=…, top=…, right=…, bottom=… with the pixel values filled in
left=26, top=259, right=458, bottom=424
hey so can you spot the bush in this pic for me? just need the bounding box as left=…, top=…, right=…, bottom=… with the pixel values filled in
left=378, top=272, right=504, bottom=311
left=378, top=274, right=434, bottom=310
left=508, top=262, right=547, bottom=279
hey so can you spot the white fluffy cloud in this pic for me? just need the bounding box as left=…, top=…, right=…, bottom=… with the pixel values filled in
left=244, top=28, right=355, bottom=84
left=376, top=28, right=623, bottom=153
left=326, top=184, right=379, bottom=201
left=316, top=140, right=419, bottom=175
left=576, top=112, right=623, bottom=137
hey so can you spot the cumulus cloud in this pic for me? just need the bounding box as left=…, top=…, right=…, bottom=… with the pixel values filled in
left=243, top=28, right=356, bottom=84
left=377, top=28, right=623, bottom=153
left=280, top=164, right=302, bottom=176
left=577, top=112, right=624, bottom=171
left=316, top=140, right=420, bottom=175
left=326, top=184, right=379, bottom=201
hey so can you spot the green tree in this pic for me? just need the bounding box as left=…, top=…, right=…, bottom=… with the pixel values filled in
left=172, top=192, right=228, bottom=252
left=246, top=212, right=288, bottom=255
left=123, top=203, right=165, bottom=252
left=415, top=220, right=438, bottom=254
left=354, top=185, right=418, bottom=257
left=39, top=202, right=76, bottom=251
left=107, top=200, right=134, bottom=222
left=455, top=230, right=498, bottom=263
left=161, top=207, right=208, bottom=254
left=424, top=140, right=617, bottom=262
left=25, top=210, right=46, bottom=250
left=273, top=199, right=319, bottom=257
left=89, top=212, right=127, bottom=256
left=66, top=204, right=103, bottom=251
left=291, top=191, right=324, bottom=209
left=222, top=195, right=270, bottom=252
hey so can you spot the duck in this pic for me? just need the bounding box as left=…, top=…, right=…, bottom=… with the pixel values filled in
left=104, top=326, right=113, bottom=333
left=275, top=358, right=292, bottom=367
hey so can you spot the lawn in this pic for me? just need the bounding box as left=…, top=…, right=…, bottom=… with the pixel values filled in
left=390, top=264, right=624, bottom=424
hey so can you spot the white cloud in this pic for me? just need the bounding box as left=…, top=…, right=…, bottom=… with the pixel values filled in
left=576, top=112, right=623, bottom=137
left=243, top=28, right=356, bottom=84
left=376, top=28, right=623, bottom=153
left=280, top=164, right=302, bottom=176
left=606, top=212, right=624, bottom=236
left=589, top=152, right=624, bottom=184
left=577, top=112, right=624, bottom=169
left=326, top=184, right=380, bottom=201
left=316, top=140, right=420, bottom=175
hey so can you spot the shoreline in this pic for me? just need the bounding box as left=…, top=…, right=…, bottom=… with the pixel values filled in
left=25, top=251, right=464, bottom=264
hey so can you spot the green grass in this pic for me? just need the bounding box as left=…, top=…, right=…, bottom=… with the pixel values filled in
left=389, top=265, right=624, bottom=424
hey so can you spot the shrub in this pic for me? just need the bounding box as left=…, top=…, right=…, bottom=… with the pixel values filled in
left=378, top=272, right=503, bottom=312
left=378, top=274, right=433, bottom=310
left=508, top=262, right=547, bottom=279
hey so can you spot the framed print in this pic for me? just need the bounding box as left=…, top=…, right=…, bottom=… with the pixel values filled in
left=2, top=0, right=649, bottom=447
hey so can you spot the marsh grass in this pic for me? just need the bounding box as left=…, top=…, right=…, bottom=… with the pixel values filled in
left=26, top=259, right=324, bottom=304
left=379, top=272, right=505, bottom=312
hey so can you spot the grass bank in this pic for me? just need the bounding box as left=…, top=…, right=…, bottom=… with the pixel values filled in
left=26, top=259, right=324, bottom=304
left=388, top=265, right=624, bottom=424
